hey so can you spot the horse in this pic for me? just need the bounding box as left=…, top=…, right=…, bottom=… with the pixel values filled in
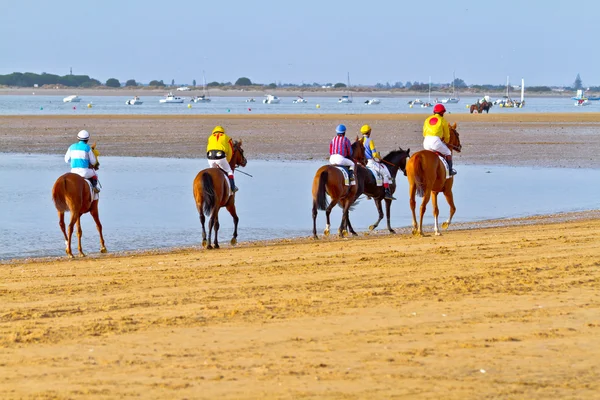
left=51, top=143, right=107, bottom=258
left=406, top=123, right=462, bottom=236
left=193, top=140, right=247, bottom=249
left=352, top=148, right=411, bottom=234
left=311, top=137, right=366, bottom=239
left=470, top=101, right=492, bottom=114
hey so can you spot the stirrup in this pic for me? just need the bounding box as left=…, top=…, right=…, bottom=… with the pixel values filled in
left=450, top=169, right=457, bottom=176
left=92, top=187, right=101, bottom=194
left=231, top=186, right=239, bottom=193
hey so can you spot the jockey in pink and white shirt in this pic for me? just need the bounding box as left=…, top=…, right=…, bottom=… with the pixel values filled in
left=329, top=124, right=355, bottom=182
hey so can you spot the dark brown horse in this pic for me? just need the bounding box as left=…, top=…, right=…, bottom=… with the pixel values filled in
left=406, top=123, right=462, bottom=236
left=311, top=138, right=366, bottom=239
left=469, top=101, right=492, bottom=114
left=51, top=143, right=106, bottom=257
left=352, top=148, right=411, bottom=234
left=193, top=140, right=247, bottom=249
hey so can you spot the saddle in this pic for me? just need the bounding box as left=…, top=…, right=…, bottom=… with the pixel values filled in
left=433, top=152, right=451, bottom=179
left=335, top=166, right=355, bottom=186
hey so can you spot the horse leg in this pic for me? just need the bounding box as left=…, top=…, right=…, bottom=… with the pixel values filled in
left=200, top=212, right=208, bottom=248
left=213, top=213, right=220, bottom=249
left=385, top=198, right=395, bottom=234
left=66, top=212, right=78, bottom=258
left=226, top=202, right=239, bottom=246
left=338, top=200, right=349, bottom=238
left=90, top=203, right=107, bottom=253
left=409, top=182, right=418, bottom=235
left=369, top=199, right=384, bottom=231
left=345, top=212, right=358, bottom=236
left=206, top=214, right=215, bottom=249
left=431, top=192, right=441, bottom=236
left=324, top=199, right=338, bottom=237
left=417, top=189, right=432, bottom=237
left=76, top=217, right=85, bottom=257
left=312, top=201, right=319, bottom=239
left=58, top=211, right=68, bottom=245
left=442, top=188, right=457, bottom=230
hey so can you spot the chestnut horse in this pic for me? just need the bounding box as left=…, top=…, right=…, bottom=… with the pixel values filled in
left=193, top=140, right=247, bottom=249
left=311, top=138, right=365, bottom=239
left=51, top=143, right=107, bottom=257
left=352, top=147, right=411, bottom=234
left=406, top=123, right=462, bottom=236
left=469, top=101, right=492, bottom=114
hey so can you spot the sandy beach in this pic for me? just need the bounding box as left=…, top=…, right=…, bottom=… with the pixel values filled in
left=1, top=113, right=600, bottom=398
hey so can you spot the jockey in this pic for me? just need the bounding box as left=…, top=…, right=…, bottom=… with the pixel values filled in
left=423, top=104, right=457, bottom=176
left=64, top=130, right=100, bottom=193
left=207, top=125, right=238, bottom=192
left=329, top=124, right=355, bottom=183
left=360, top=124, right=395, bottom=200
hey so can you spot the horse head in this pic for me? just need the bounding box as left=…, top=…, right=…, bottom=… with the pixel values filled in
left=448, top=123, right=462, bottom=153
left=232, top=140, right=247, bottom=168
left=91, top=142, right=100, bottom=169
left=383, top=147, right=411, bottom=176
left=352, top=136, right=367, bottom=165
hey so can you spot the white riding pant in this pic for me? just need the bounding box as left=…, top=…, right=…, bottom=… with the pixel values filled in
left=366, top=159, right=392, bottom=184
left=423, top=136, right=451, bottom=156
left=71, top=168, right=97, bottom=179
left=329, top=154, right=354, bottom=169
left=208, top=158, right=233, bottom=176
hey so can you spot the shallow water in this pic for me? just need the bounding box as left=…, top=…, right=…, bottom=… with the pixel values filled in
left=0, top=95, right=594, bottom=116
left=1, top=153, right=600, bottom=259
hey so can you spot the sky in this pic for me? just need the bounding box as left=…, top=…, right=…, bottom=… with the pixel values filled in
left=1, top=0, right=598, bottom=87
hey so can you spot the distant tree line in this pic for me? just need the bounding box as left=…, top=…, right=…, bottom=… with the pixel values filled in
left=0, top=72, right=101, bottom=87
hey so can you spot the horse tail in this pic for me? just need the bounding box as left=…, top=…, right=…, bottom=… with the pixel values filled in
left=201, top=172, right=216, bottom=216
left=413, top=154, right=426, bottom=198
left=52, top=175, right=69, bottom=212
left=316, top=170, right=329, bottom=211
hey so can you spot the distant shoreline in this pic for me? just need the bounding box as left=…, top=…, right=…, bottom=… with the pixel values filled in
left=0, top=86, right=576, bottom=98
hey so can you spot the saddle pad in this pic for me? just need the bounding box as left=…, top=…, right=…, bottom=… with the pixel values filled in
left=335, top=166, right=355, bottom=186
left=84, top=179, right=99, bottom=201
left=367, top=167, right=383, bottom=186
left=437, top=155, right=452, bottom=179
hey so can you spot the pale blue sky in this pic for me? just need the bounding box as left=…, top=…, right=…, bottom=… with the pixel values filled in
left=1, top=0, right=597, bottom=87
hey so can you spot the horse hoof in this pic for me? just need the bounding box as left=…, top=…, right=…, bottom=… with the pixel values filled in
left=100, top=248, right=107, bottom=254
left=351, top=231, right=358, bottom=237
left=230, top=238, right=237, bottom=246
left=206, top=244, right=213, bottom=250
left=435, top=232, right=442, bottom=236
left=67, top=253, right=74, bottom=259
left=388, top=229, right=396, bottom=234
left=340, top=230, right=348, bottom=238
left=202, top=240, right=207, bottom=248
left=323, top=230, right=330, bottom=237
left=214, top=244, right=220, bottom=249
left=442, top=222, right=450, bottom=230
left=369, top=225, right=375, bottom=231
left=313, top=235, right=319, bottom=240
left=78, top=253, right=86, bottom=258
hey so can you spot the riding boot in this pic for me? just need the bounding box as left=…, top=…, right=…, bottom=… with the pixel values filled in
left=90, top=177, right=101, bottom=193
left=229, top=176, right=238, bottom=193
left=384, top=187, right=396, bottom=201
left=446, top=155, right=457, bottom=176
left=348, top=167, right=355, bottom=184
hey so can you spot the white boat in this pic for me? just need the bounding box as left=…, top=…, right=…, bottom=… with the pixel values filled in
left=63, top=95, right=81, bottom=103
left=159, top=92, right=184, bottom=103
left=263, top=94, right=280, bottom=104
left=246, top=98, right=256, bottom=103
left=338, top=72, right=353, bottom=103
left=575, top=98, right=591, bottom=106
left=365, top=98, right=381, bottom=105
left=496, top=77, right=526, bottom=108
left=125, top=96, right=143, bottom=105
left=191, top=71, right=211, bottom=102
left=176, top=87, right=191, bottom=91
left=408, top=99, right=423, bottom=105
left=292, top=96, right=307, bottom=104
left=441, top=72, right=460, bottom=104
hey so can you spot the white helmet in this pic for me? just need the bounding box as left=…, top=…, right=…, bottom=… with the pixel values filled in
left=77, top=130, right=90, bottom=140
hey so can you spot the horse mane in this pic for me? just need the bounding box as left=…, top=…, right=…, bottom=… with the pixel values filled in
left=383, top=147, right=410, bottom=163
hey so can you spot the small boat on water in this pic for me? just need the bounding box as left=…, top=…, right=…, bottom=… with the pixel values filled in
left=575, top=98, right=591, bottom=106
left=263, top=94, right=280, bottom=104
left=126, top=96, right=143, bottom=105
left=63, top=95, right=81, bottom=103
left=440, top=72, right=460, bottom=104
left=338, top=95, right=352, bottom=104
left=365, top=98, right=381, bottom=105
left=191, top=95, right=211, bottom=103
left=292, top=96, right=307, bottom=104
left=159, top=92, right=184, bottom=103
left=408, top=99, right=423, bottom=106
left=246, top=98, right=256, bottom=103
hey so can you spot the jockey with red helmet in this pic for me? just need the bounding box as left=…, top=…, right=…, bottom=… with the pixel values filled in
left=423, top=104, right=457, bottom=175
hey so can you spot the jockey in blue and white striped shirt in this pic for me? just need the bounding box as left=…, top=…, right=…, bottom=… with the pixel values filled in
left=64, top=130, right=100, bottom=192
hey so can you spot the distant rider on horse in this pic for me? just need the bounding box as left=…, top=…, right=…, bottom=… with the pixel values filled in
left=64, top=130, right=100, bottom=193
left=360, top=124, right=395, bottom=200
left=207, top=125, right=238, bottom=192
left=329, top=124, right=355, bottom=184
left=423, top=104, right=457, bottom=176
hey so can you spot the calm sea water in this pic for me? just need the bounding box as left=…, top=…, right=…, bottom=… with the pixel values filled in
left=1, top=153, right=600, bottom=260
left=0, top=94, right=593, bottom=116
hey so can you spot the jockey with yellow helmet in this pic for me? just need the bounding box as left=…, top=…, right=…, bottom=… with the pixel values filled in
left=207, top=125, right=238, bottom=192
left=64, top=129, right=100, bottom=193
left=423, top=104, right=456, bottom=175
left=360, top=124, right=395, bottom=200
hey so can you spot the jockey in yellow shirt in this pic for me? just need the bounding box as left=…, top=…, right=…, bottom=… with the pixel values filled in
left=206, top=125, right=238, bottom=192
left=360, top=124, right=395, bottom=200
left=423, top=104, right=456, bottom=175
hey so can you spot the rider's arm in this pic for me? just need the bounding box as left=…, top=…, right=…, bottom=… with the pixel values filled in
left=88, top=149, right=97, bottom=168
left=442, top=120, right=450, bottom=143
left=370, top=140, right=380, bottom=160
left=64, top=148, right=71, bottom=164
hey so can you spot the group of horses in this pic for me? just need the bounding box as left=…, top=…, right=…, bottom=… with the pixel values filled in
left=51, top=125, right=462, bottom=258
left=469, top=101, right=493, bottom=114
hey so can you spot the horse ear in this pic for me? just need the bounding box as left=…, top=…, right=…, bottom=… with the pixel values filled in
left=91, top=142, right=96, bottom=149
left=238, top=139, right=243, bottom=146
left=407, top=148, right=411, bottom=155
left=452, top=123, right=457, bottom=129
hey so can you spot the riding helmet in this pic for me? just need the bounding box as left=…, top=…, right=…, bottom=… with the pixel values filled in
left=212, top=125, right=225, bottom=134
left=433, top=104, right=446, bottom=115
left=336, top=124, right=347, bottom=135
left=77, top=130, right=90, bottom=140
left=360, top=124, right=371, bottom=135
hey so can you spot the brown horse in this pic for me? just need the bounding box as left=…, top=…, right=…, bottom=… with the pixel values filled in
left=352, top=147, right=411, bottom=234
left=469, top=101, right=492, bottom=114
left=193, top=140, right=247, bottom=249
left=406, top=123, right=462, bottom=236
left=51, top=143, right=107, bottom=257
left=311, top=137, right=365, bottom=239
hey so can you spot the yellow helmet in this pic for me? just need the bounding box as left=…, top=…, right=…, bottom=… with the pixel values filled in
left=360, top=124, right=372, bottom=135
left=212, top=125, right=225, bottom=134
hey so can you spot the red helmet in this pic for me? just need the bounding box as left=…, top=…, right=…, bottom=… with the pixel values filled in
left=433, top=104, right=446, bottom=114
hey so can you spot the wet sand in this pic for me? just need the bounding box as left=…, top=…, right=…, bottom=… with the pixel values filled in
left=1, top=215, right=599, bottom=398
left=2, top=113, right=600, bottom=167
